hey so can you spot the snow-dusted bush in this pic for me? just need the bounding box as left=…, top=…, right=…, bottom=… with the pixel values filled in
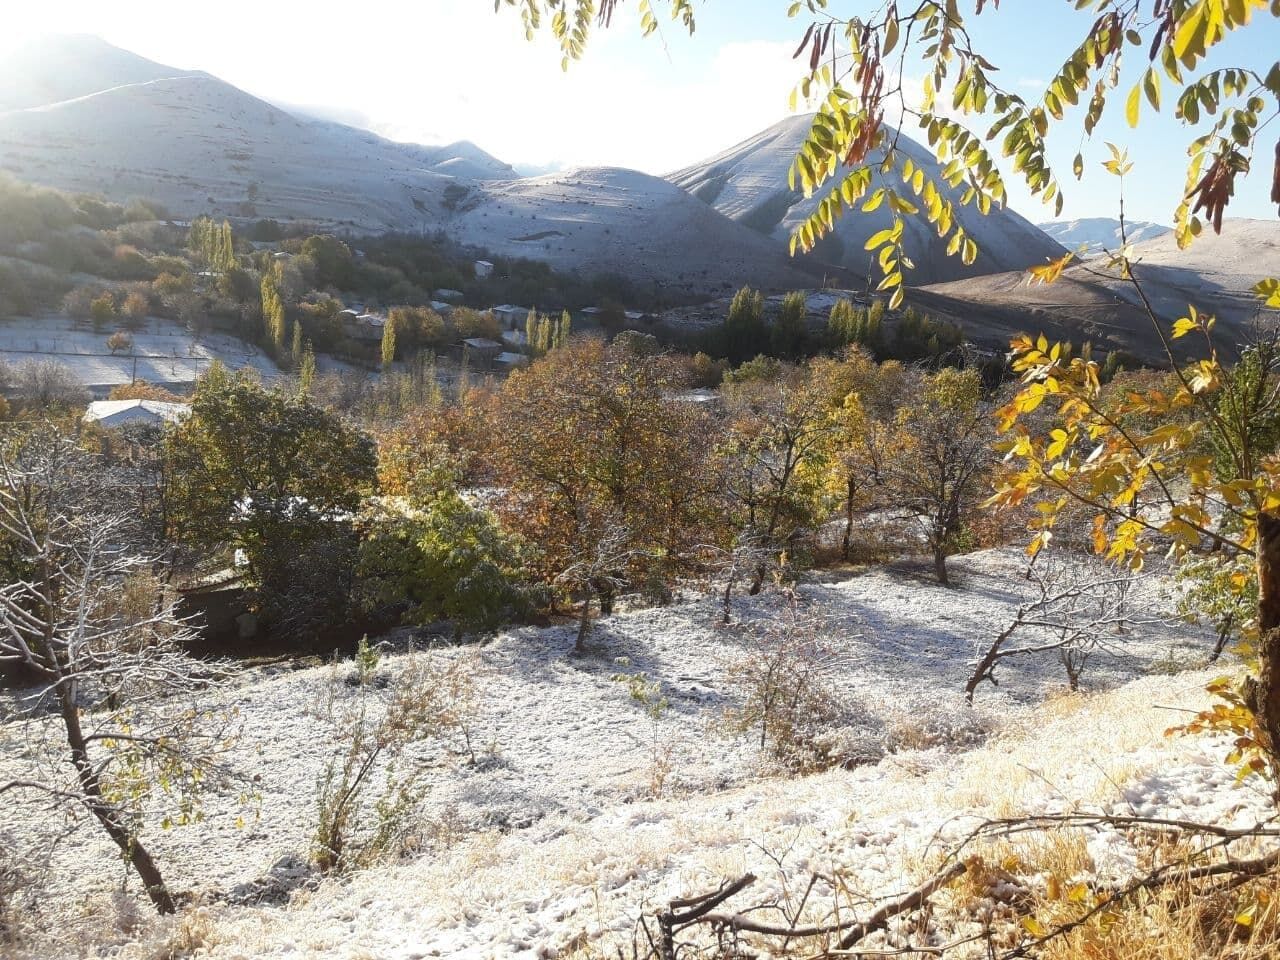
left=312, top=648, right=487, bottom=874
left=721, top=607, right=847, bottom=772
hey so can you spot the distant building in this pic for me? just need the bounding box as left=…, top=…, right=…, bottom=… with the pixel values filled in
left=494, top=351, right=529, bottom=372
left=501, top=329, right=527, bottom=348
left=430, top=300, right=455, bottom=315
left=434, top=288, right=465, bottom=303
left=474, top=260, right=495, bottom=280
left=492, top=305, right=529, bottom=329
left=460, top=337, right=503, bottom=370
left=342, top=311, right=387, bottom=343
left=83, top=399, right=190, bottom=430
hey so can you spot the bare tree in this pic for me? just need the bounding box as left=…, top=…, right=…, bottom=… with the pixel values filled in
left=12, top=359, right=88, bottom=409
left=965, top=559, right=1156, bottom=702
left=0, top=427, right=233, bottom=914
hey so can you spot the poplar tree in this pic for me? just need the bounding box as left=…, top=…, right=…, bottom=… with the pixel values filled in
left=381, top=315, right=397, bottom=369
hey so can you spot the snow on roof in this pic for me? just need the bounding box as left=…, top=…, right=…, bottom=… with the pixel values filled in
left=83, top=399, right=190, bottom=427
left=495, top=351, right=528, bottom=365
left=492, top=304, right=528, bottom=314
left=355, top=313, right=386, bottom=326
left=463, top=338, right=503, bottom=350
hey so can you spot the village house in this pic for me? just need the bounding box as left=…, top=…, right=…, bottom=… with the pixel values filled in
left=83, top=399, right=191, bottom=430
left=474, top=260, right=494, bottom=280
left=341, top=310, right=387, bottom=343
left=494, top=351, right=529, bottom=372
left=491, top=305, right=529, bottom=329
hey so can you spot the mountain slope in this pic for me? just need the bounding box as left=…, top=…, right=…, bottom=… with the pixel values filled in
left=0, top=34, right=191, bottom=112
left=453, top=166, right=812, bottom=294
left=0, top=36, right=809, bottom=295
left=668, top=114, right=1067, bottom=284
left=912, top=218, right=1280, bottom=358
left=1039, top=217, right=1171, bottom=256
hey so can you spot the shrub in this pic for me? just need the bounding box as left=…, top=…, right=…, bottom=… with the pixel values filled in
left=722, top=607, right=846, bottom=771
left=312, top=647, right=486, bottom=873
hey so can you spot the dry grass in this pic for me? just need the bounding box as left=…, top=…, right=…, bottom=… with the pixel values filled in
left=1035, top=857, right=1280, bottom=960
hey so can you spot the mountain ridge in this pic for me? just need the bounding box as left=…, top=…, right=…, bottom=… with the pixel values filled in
left=667, top=114, right=1069, bottom=286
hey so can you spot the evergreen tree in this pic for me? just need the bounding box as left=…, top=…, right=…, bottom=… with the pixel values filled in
left=291, top=319, right=303, bottom=365
left=559, top=310, right=572, bottom=348
left=525, top=310, right=537, bottom=355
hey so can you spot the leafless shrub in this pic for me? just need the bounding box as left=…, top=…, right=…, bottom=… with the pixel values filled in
left=12, top=358, right=88, bottom=408
left=0, top=836, right=38, bottom=945
left=966, top=558, right=1159, bottom=701
left=312, top=646, right=487, bottom=874
left=721, top=600, right=847, bottom=771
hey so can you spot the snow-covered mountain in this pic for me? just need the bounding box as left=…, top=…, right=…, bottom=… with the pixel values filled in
left=1039, top=217, right=1171, bottom=256
left=0, top=36, right=810, bottom=295
left=667, top=115, right=1068, bottom=285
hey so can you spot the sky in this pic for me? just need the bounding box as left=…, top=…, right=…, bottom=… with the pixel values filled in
left=1, top=0, right=1277, bottom=225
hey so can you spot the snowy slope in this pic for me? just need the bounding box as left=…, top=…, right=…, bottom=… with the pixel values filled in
left=915, top=218, right=1280, bottom=358
left=1039, top=217, right=1171, bottom=256
left=668, top=114, right=1068, bottom=285
left=0, top=36, right=808, bottom=296
left=0, top=34, right=189, bottom=111
left=454, top=166, right=812, bottom=295
left=2, top=548, right=1255, bottom=959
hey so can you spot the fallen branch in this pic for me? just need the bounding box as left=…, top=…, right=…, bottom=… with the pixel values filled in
left=654, top=862, right=967, bottom=958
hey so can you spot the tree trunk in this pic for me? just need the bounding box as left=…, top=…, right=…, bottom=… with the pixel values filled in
left=841, top=478, right=856, bottom=562
left=933, top=545, right=949, bottom=586
left=597, top=579, right=615, bottom=616
left=57, top=683, right=176, bottom=914
left=575, top=585, right=594, bottom=654
left=1254, top=512, right=1280, bottom=769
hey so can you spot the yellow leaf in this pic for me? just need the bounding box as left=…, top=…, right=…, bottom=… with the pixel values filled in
left=1125, top=83, right=1141, bottom=126
left=1022, top=916, right=1048, bottom=937
left=1028, top=252, right=1075, bottom=286
left=1172, top=317, right=1198, bottom=338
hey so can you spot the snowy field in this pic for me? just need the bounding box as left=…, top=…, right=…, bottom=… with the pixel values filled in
left=0, top=548, right=1266, bottom=959
left=0, top=314, right=280, bottom=392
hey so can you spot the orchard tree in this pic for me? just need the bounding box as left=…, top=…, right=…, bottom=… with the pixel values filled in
left=359, top=490, right=531, bottom=638
left=886, top=366, right=994, bottom=584
left=809, top=348, right=908, bottom=560
left=491, top=339, right=721, bottom=644
left=165, top=368, right=378, bottom=637
left=720, top=363, right=836, bottom=594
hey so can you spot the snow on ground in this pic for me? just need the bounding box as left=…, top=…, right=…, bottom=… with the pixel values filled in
left=0, top=549, right=1262, bottom=958
left=0, top=314, right=280, bottom=391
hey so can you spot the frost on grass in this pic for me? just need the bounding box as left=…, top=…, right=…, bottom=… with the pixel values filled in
left=0, top=548, right=1240, bottom=958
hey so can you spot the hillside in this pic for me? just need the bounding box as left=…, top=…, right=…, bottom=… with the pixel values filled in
left=0, top=548, right=1259, bottom=958
left=667, top=114, right=1068, bottom=285
left=1039, top=217, right=1171, bottom=256
left=913, top=218, right=1280, bottom=358
left=452, top=166, right=813, bottom=295
left=0, top=37, right=810, bottom=296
